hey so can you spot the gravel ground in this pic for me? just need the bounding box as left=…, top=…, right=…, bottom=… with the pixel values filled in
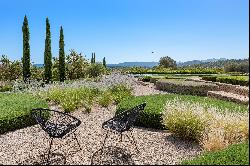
left=0, top=78, right=202, bottom=165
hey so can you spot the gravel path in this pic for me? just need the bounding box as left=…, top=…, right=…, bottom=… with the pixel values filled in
left=0, top=79, right=202, bottom=165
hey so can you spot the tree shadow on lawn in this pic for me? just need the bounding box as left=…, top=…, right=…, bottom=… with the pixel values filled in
left=91, top=146, right=135, bottom=165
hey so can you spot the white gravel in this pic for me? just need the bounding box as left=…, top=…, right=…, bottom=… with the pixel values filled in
left=0, top=77, right=202, bottom=165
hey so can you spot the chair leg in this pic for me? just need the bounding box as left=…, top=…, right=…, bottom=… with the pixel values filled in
left=47, top=137, right=54, bottom=163
left=120, top=133, right=123, bottom=142
left=100, top=130, right=109, bottom=152
left=72, top=132, right=82, bottom=150
left=126, top=131, right=140, bottom=153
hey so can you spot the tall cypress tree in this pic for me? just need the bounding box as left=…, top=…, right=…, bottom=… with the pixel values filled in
left=103, top=57, right=106, bottom=68
left=91, top=52, right=93, bottom=63
left=59, top=26, right=65, bottom=82
left=93, top=52, right=96, bottom=63
left=22, top=15, right=31, bottom=82
left=44, top=17, right=52, bottom=83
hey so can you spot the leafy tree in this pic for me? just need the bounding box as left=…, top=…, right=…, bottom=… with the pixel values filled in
left=0, top=55, right=22, bottom=81
left=159, top=56, right=177, bottom=68
left=103, top=57, right=106, bottom=68
left=66, top=49, right=89, bottom=80
left=86, top=63, right=106, bottom=78
left=22, top=15, right=31, bottom=82
left=44, top=17, right=52, bottom=83
left=93, top=52, right=96, bottom=63
left=59, top=26, right=65, bottom=82
left=91, top=53, right=94, bottom=64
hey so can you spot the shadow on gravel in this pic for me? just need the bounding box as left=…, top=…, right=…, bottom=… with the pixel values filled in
left=91, top=146, right=135, bottom=165
left=21, top=152, right=66, bottom=165
left=164, top=134, right=202, bottom=151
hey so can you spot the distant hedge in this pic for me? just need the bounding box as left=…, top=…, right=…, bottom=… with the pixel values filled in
left=202, top=76, right=249, bottom=86
left=0, top=93, right=48, bottom=134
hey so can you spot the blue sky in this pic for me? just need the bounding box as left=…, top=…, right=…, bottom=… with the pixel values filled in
left=0, top=0, right=249, bottom=64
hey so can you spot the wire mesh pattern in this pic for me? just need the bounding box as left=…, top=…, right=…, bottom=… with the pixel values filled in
left=101, top=102, right=147, bottom=153
left=31, top=108, right=82, bottom=164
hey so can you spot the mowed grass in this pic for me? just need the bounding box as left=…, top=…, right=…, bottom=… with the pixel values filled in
left=181, top=140, right=249, bottom=165
left=0, top=93, right=48, bottom=134
left=116, top=94, right=248, bottom=129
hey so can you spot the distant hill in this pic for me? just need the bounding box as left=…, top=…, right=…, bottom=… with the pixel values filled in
left=33, top=64, right=43, bottom=68
left=177, top=58, right=227, bottom=67
left=107, top=62, right=159, bottom=68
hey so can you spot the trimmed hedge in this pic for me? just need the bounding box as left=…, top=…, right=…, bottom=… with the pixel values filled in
left=202, top=76, right=249, bottom=86
left=116, top=94, right=248, bottom=129
left=156, top=79, right=219, bottom=96
left=0, top=93, right=49, bottom=134
left=181, top=141, right=249, bottom=165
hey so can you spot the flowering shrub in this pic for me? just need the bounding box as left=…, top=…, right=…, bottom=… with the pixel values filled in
left=162, top=98, right=249, bottom=151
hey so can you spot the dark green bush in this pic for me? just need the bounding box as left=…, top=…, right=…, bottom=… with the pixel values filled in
left=201, top=76, right=217, bottom=82
left=216, top=76, right=249, bottom=86
left=0, top=93, right=49, bottom=134
left=140, top=76, right=152, bottom=82
left=116, top=94, right=248, bottom=129
left=0, top=84, right=13, bottom=92
left=181, top=140, right=249, bottom=165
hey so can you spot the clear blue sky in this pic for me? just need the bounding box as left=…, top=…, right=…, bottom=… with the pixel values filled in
left=0, top=0, right=249, bottom=64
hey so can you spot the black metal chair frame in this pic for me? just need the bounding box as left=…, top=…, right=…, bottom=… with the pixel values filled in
left=100, top=102, right=146, bottom=153
left=31, top=108, right=82, bottom=163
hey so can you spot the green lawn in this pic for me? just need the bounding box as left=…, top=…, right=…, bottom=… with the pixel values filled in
left=116, top=94, right=248, bottom=129
left=181, top=140, right=249, bottom=165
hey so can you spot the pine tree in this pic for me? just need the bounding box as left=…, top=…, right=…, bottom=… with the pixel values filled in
left=44, top=17, right=52, bottom=83
left=22, top=15, right=31, bottom=82
left=103, top=57, right=106, bottom=68
left=59, top=26, right=65, bottom=82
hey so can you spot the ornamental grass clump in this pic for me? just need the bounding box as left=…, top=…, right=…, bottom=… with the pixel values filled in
left=162, top=98, right=249, bottom=151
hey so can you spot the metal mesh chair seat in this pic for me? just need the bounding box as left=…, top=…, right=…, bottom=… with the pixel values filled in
left=101, top=102, right=146, bottom=153
left=31, top=108, right=82, bottom=163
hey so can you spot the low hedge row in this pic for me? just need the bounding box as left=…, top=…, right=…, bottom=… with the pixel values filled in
left=202, top=76, right=249, bottom=86
left=116, top=94, right=248, bottom=129
left=0, top=93, right=49, bottom=134
left=155, top=79, right=219, bottom=96
left=181, top=140, right=249, bottom=165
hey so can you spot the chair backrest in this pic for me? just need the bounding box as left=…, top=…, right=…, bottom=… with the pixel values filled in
left=31, top=108, right=51, bottom=131
left=117, top=102, right=146, bottom=131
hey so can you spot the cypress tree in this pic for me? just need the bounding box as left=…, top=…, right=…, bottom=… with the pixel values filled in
left=93, top=52, right=96, bottom=63
left=59, top=26, right=65, bottom=82
left=103, top=57, right=106, bottom=68
left=44, top=17, right=52, bottom=83
left=91, top=53, right=93, bottom=63
left=22, top=15, right=31, bottom=82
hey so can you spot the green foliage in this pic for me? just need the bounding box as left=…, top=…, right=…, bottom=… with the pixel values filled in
left=86, top=63, right=106, bottom=78
left=202, top=75, right=249, bottom=86
left=224, top=60, right=249, bottom=73
left=116, top=94, right=248, bottom=129
left=59, top=26, right=66, bottom=82
left=98, top=90, right=113, bottom=107
left=0, top=55, right=22, bottom=81
left=139, top=76, right=152, bottom=82
left=66, top=49, right=89, bottom=80
left=0, top=93, right=48, bottom=134
left=156, top=79, right=218, bottom=96
left=163, top=109, right=206, bottom=141
left=0, top=82, right=13, bottom=92
left=129, top=67, right=222, bottom=75
left=159, top=56, right=177, bottom=68
left=216, top=76, right=249, bottom=86
left=103, top=57, right=107, bottom=68
left=109, top=84, right=133, bottom=104
left=181, top=141, right=249, bottom=165
left=45, top=87, right=98, bottom=112
left=22, top=15, right=31, bottom=81
left=44, top=17, right=52, bottom=83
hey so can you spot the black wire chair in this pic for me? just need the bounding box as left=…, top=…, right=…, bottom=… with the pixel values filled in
left=31, top=108, right=82, bottom=163
left=100, top=102, right=146, bottom=153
